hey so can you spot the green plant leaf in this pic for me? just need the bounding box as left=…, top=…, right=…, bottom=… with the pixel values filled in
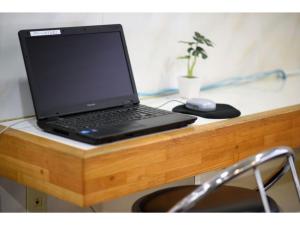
left=179, top=32, right=213, bottom=61
left=195, top=32, right=205, bottom=39
left=187, top=47, right=194, bottom=53
left=201, top=52, right=208, bottom=59
left=192, top=50, right=200, bottom=57
left=177, top=55, right=191, bottom=59
left=195, top=32, right=201, bottom=38
left=193, top=36, right=204, bottom=44
left=204, top=39, right=214, bottom=47
left=190, top=47, right=204, bottom=57
left=179, top=41, right=196, bottom=45
left=196, top=46, right=204, bottom=52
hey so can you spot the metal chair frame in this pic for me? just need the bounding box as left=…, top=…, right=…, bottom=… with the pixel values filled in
left=169, top=146, right=300, bottom=212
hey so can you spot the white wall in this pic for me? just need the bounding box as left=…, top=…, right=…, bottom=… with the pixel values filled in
left=1, top=13, right=300, bottom=121
left=106, top=13, right=300, bottom=92
left=0, top=175, right=194, bottom=212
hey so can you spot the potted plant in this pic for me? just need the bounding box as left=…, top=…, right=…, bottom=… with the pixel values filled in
left=178, top=32, right=214, bottom=98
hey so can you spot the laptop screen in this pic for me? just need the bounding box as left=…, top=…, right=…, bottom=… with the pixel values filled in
left=21, top=27, right=138, bottom=119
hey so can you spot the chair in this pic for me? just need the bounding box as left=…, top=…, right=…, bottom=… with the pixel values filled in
left=132, top=146, right=300, bottom=212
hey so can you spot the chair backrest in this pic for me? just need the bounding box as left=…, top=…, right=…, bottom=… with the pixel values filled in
left=169, top=146, right=300, bottom=212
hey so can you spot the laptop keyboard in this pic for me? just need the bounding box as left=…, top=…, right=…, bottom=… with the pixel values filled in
left=47, top=105, right=172, bottom=130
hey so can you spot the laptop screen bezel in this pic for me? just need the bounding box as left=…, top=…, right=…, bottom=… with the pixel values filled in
left=18, top=24, right=140, bottom=120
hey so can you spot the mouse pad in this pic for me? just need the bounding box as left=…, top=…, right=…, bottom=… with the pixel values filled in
left=172, top=104, right=241, bottom=119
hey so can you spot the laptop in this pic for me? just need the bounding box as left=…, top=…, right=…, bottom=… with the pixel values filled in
left=18, top=24, right=197, bottom=145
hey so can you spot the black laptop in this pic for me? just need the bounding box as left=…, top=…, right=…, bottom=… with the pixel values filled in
left=18, top=24, right=196, bottom=145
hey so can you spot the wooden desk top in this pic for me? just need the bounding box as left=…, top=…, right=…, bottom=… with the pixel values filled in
left=1, top=77, right=300, bottom=207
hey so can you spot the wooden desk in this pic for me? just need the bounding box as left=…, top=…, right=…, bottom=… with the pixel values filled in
left=1, top=77, right=300, bottom=207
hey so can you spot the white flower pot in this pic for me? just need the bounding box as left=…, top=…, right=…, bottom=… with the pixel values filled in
left=178, top=76, right=201, bottom=98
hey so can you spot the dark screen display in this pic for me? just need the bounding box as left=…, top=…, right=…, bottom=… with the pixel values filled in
left=25, top=31, right=134, bottom=117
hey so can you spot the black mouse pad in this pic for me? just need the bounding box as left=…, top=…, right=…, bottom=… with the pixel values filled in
left=172, top=104, right=241, bottom=119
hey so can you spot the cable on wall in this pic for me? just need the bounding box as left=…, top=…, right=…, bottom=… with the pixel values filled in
left=138, top=68, right=300, bottom=98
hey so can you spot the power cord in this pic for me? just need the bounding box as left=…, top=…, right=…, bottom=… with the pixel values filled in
left=0, top=114, right=35, bottom=123
left=155, top=99, right=185, bottom=109
left=0, top=117, right=35, bottom=135
left=90, top=206, right=97, bottom=212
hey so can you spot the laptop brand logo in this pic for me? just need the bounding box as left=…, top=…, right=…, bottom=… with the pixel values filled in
left=86, top=103, right=96, bottom=107
left=30, top=30, right=61, bottom=37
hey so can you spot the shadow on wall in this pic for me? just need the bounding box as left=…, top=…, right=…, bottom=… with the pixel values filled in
left=18, top=77, right=35, bottom=117
left=0, top=178, right=26, bottom=212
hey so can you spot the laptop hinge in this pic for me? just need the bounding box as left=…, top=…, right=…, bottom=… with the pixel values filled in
left=123, top=100, right=137, bottom=107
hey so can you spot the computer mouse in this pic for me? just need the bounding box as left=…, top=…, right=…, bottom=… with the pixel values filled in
left=185, top=98, right=216, bottom=112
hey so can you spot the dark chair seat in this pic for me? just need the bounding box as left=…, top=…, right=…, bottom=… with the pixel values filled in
left=132, top=185, right=280, bottom=212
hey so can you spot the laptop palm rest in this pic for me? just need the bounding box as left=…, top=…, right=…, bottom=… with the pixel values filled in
left=96, top=122, right=146, bottom=136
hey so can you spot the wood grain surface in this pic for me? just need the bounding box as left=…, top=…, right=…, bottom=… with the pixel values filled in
left=0, top=104, right=300, bottom=207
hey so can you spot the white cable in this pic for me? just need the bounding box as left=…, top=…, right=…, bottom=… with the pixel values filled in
left=0, top=117, right=35, bottom=135
left=90, top=206, right=97, bottom=212
left=285, top=69, right=300, bottom=76
left=155, top=99, right=185, bottom=109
